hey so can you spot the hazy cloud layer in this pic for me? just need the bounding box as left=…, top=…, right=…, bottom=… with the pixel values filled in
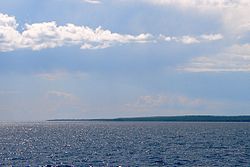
left=145, top=0, right=250, bottom=34
left=180, top=44, right=250, bottom=72
left=124, top=94, right=230, bottom=116
left=125, top=94, right=214, bottom=113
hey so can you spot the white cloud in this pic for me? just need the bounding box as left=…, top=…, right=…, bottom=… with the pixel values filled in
left=178, top=36, right=200, bottom=44
left=159, top=34, right=172, bottom=41
left=0, top=13, right=153, bottom=52
left=22, top=22, right=153, bottom=50
left=180, top=43, right=250, bottom=72
left=0, top=13, right=22, bottom=52
left=0, top=12, right=224, bottom=52
left=80, top=42, right=112, bottom=49
left=159, top=33, right=223, bottom=44
left=145, top=0, right=250, bottom=34
left=0, top=13, right=18, bottom=28
left=83, top=0, right=101, bottom=4
left=200, top=33, right=223, bottom=41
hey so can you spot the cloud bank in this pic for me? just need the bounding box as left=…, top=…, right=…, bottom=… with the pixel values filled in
left=0, top=13, right=152, bottom=52
left=0, top=13, right=224, bottom=52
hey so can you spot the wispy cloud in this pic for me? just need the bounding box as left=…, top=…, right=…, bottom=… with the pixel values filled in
left=36, top=71, right=88, bottom=81
left=200, top=34, right=223, bottom=41
left=43, top=90, right=85, bottom=113
left=46, top=90, right=76, bottom=100
left=125, top=94, right=250, bottom=116
left=145, top=0, right=245, bottom=8
left=144, top=0, right=250, bottom=34
left=82, top=0, right=101, bottom=4
left=125, top=94, right=216, bottom=113
left=159, top=33, right=223, bottom=44
left=179, top=44, right=250, bottom=72
left=37, top=72, right=67, bottom=81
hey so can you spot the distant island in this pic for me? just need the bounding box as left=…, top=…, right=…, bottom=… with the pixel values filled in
left=47, top=115, right=250, bottom=122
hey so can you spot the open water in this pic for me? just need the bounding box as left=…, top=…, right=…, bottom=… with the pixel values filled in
left=0, top=122, right=249, bottom=166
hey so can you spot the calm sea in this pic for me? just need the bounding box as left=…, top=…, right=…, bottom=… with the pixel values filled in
left=0, top=122, right=249, bottom=166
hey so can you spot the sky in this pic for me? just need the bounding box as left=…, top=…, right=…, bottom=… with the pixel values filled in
left=0, top=0, right=250, bottom=121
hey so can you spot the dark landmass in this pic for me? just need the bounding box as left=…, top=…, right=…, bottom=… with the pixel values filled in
left=47, top=115, right=250, bottom=122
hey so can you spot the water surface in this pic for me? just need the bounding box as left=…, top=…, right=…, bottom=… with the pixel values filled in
left=0, top=122, right=249, bottom=166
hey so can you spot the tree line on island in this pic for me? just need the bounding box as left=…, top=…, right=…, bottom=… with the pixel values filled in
left=48, top=115, right=250, bottom=122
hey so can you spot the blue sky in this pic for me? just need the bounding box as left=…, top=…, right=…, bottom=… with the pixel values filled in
left=0, top=0, right=250, bottom=120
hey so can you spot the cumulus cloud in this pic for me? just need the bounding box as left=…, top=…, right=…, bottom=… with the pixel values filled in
left=0, top=13, right=18, bottom=28
left=0, top=12, right=224, bottom=52
left=0, top=13, right=22, bottom=51
left=180, top=44, right=250, bottom=72
left=145, top=0, right=250, bottom=34
left=0, top=13, right=153, bottom=52
left=159, top=33, right=223, bottom=44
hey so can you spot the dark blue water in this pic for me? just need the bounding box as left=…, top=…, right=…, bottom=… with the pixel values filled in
left=0, top=122, right=249, bottom=166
